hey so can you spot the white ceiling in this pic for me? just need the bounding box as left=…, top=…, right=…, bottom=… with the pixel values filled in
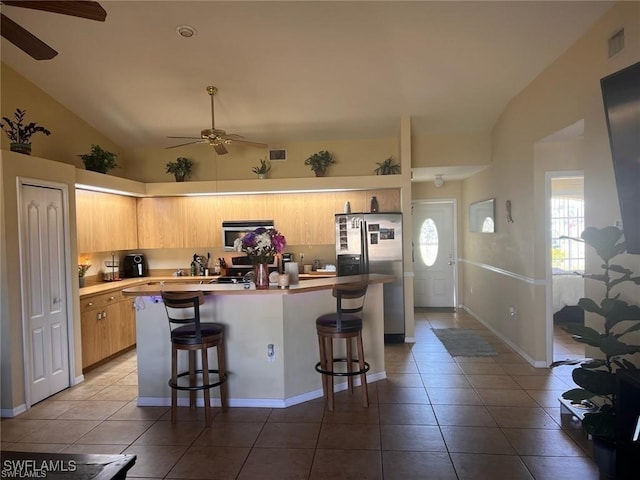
left=1, top=0, right=613, bottom=156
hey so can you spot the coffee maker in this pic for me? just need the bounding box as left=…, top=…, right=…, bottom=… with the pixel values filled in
left=281, top=253, right=293, bottom=273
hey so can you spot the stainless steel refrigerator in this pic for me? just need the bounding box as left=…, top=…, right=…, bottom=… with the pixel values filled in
left=335, top=213, right=404, bottom=343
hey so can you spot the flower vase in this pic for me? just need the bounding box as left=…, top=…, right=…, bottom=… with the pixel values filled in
left=255, top=263, right=270, bottom=290
left=79, top=277, right=86, bottom=288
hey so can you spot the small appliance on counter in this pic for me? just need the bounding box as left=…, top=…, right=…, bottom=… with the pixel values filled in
left=123, top=253, right=148, bottom=278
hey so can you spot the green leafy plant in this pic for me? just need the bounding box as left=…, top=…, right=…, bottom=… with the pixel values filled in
left=251, top=158, right=271, bottom=176
left=556, top=226, right=640, bottom=443
left=165, top=157, right=194, bottom=181
left=1, top=108, right=51, bottom=145
left=78, top=264, right=91, bottom=278
left=374, top=156, right=400, bottom=175
left=79, top=144, right=118, bottom=174
left=304, top=150, right=335, bottom=177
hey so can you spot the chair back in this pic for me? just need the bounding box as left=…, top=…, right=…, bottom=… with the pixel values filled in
left=162, top=291, right=206, bottom=343
left=333, top=281, right=368, bottom=328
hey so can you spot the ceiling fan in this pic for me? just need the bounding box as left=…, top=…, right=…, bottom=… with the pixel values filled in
left=167, top=86, right=268, bottom=155
left=0, top=1, right=106, bottom=60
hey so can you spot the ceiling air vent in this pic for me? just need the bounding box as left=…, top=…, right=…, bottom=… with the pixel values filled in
left=608, top=28, right=624, bottom=58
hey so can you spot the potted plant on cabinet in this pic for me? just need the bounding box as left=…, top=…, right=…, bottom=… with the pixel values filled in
left=79, top=144, right=118, bottom=174
left=304, top=150, right=335, bottom=177
left=554, top=226, right=640, bottom=479
left=374, top=156, right=400, bottom=175
left=78, top=263, right=91, bottom=288
left=251, top=158, right=271, bottom=179
left=1, top=108, right=51, bottom=155
left=165, top=157, right=194, bottom=182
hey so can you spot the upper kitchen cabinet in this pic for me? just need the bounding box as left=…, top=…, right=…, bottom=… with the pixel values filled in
left=76, top=190, right=138, bottom=253
left=137, top=196, right=222, bottom=249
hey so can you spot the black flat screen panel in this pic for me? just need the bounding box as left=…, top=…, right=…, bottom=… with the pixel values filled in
left=600, top=62, right=640, bottom=254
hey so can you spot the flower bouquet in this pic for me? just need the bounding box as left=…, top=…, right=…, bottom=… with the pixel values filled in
left=235, top=227, right=286, bottom=264
left=78, top=263, right=91, bottom=288
left=235, top=227, right=286, bottom=289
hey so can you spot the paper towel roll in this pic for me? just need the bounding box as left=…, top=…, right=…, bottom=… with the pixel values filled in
left=285, top=262, right=299, bottom=284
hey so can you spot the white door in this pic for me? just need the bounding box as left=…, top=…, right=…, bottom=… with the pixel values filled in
left=412, top=201, right=456, bottom=307
left=21, top=184, right=70, bottom=404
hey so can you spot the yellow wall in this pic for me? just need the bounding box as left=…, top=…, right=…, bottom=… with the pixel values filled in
left=460, top=1, right=640, bottom=364
left=412, top=132, right=491, bottom=168
left=124, top=137, right=400, bottom=182
left=1, top=63, right=123, bottom=170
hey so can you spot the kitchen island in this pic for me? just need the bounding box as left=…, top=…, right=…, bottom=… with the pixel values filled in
left=122, top=274, right=392, bottom=408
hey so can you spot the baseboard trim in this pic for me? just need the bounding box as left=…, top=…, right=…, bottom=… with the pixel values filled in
left=136, top=372, right=387, bottom=409
left=460, top=304, right=547, bottom=368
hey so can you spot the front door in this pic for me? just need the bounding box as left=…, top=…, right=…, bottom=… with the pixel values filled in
left=21, top=184, right=70, bottom=404
left=412, top=201, right=456, bottom=308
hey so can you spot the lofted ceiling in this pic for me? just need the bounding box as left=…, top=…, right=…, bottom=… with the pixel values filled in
left=1, top=0, right=613, bottom=159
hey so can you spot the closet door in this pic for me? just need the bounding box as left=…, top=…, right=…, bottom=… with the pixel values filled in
left=22, top=184, right=70, bottom=404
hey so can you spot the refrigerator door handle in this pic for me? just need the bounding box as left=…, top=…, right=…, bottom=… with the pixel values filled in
left=361, top=219, right=369, bottom=274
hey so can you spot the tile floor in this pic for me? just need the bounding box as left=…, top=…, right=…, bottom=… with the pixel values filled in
left=1, top=309, right=598, bottom=479
left=553, top=322, right=585, bottom=363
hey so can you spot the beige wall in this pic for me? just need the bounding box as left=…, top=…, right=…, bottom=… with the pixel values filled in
left=0, top=63, right=123, bottom=170
left=460, top=1, right=640, bottom=364
left=124, top=137, right=400, bottom=183
left=412, top=132, right=491, bottom=168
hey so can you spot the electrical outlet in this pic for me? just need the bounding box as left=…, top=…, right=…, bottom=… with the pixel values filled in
left=267, top=344, right=276, bottom=362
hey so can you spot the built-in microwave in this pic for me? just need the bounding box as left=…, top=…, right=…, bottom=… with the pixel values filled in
left=222, top=220, right=274, bottom=251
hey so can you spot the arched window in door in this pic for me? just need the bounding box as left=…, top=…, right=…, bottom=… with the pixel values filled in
left=419, top=218, right=438, bottom=267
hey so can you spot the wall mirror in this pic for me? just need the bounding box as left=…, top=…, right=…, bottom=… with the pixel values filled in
left=469, top=198, right=496, bottom=233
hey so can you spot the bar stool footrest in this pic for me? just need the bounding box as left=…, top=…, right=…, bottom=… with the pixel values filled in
left=315, top=358, right=370, bottom=377
left=169, top=369, right=228, bottom=391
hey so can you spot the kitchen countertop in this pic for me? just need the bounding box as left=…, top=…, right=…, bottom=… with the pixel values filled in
left=79, top=273, right=337, bottom=297
left=121, top=274, right=390, bottom=297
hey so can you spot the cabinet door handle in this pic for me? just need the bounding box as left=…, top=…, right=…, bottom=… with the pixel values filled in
left=109, top=296, right=116, bottom=301
left=88, top=301, right=94, bottom=307
left=103, top=310, right=107, bottom=319
left=97, top=311, right=102, bottom=320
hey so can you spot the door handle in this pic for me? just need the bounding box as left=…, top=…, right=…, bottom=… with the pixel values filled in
left=448, top=260, right=455, bottom=266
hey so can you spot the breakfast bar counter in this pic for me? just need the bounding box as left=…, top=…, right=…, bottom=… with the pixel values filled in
left=122, top=274, right=392, bottom=408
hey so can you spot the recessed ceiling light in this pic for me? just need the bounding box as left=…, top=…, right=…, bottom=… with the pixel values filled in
left=176, top=25, right=196, bottom=38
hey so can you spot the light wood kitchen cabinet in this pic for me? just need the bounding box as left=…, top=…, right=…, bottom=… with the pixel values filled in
left=135, top=189, right=401, bottom=249
left=76, top=190, right=138, bottom=253
left=80, top=289, right=136, bottom=370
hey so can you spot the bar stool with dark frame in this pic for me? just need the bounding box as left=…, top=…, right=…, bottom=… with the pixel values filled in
left=315, top=281, right=370, bottom=411
left=162, top=291, right=228, bottom=426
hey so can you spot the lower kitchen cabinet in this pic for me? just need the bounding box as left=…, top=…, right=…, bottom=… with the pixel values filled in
left=80, top=290, right=136, bottom=370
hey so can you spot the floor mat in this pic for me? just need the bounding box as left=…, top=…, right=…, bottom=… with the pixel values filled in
left=431, top=328, right=498, bottom=356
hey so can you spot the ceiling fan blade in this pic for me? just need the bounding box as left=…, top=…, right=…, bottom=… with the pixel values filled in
left=222, top=133, right=246, bottom=140
left=165, top=140, right=205, bottom=149
left=231, top=139, right=269, bottom=149
left=214, top=143, right=228, bottom=155
left=2, top=1, right=107, bottom=21
left=167, top=136, right=203, bottom=140
left=0, top=13, right=57, bottom=59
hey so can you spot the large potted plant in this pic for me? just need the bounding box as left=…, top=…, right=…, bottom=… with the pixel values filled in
left=304, top=150, right=335, bottom=177
left=556, top=226, right=640, bottom=478
left=165, top=157, right=194, bottom=182
left=79, top=144, right=118, bottom=174
left=1, top=108, right=51, bottom=155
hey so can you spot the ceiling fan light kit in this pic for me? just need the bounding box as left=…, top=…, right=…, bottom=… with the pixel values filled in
left=166, top=86, right=268, bottom=155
